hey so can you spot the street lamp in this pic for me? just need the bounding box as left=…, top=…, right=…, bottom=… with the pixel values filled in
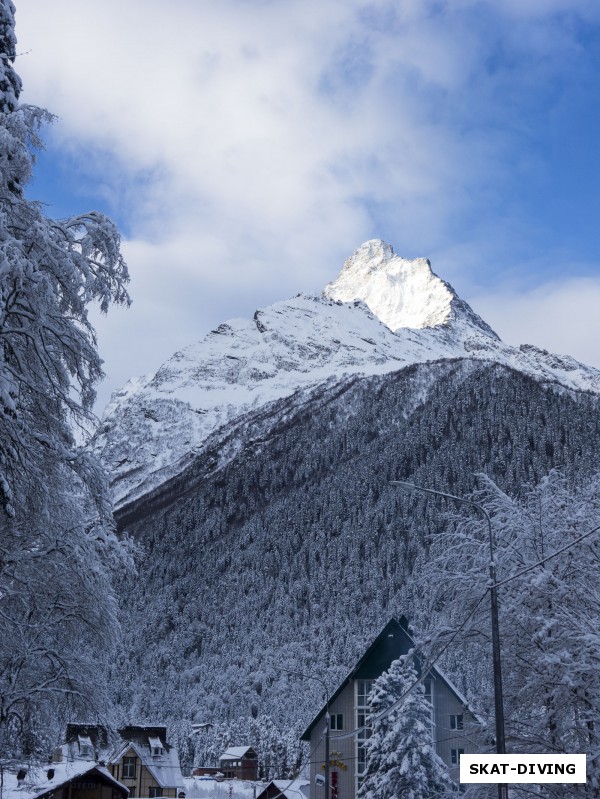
left=273, top=667, right=330, bottom=799
left=390, top=480, right=508, bottom=799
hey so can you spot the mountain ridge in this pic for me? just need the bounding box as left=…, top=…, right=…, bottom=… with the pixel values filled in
left=111, top=355, right=600, bottom=766
left=94, top=241, right=600, bottom=510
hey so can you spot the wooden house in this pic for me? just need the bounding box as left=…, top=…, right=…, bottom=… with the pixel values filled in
left=218, top=746, right=259, bottom=780
left=192, top=745, right=258, bottom=781
left=108, top=725, right=185, bottom=799
left=2, top=762, right=128, bottom=799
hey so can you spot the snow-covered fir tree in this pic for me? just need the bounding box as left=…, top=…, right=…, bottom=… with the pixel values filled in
left=359, top=654, right=456, bottom=799
left=0, top=0, right=132, bottom=758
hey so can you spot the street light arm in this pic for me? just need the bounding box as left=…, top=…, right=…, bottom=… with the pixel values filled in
left=390, top=481, right=496, bottom=567
left=390, top=481, right=493, bottom=526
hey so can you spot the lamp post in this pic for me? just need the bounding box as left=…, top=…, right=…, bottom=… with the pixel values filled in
left=273, top=667, right=330, bottom=799
left=390, top=480, right=508, bottom=799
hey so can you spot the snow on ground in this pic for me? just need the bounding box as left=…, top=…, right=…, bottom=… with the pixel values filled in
left=184, top=778, right=264, bottom=799
left=183, top=778, right=309, bottom=799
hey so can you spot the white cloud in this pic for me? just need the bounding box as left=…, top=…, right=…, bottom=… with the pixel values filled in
left=470, top=277, right=600, bottom=371
left=12, top=0, right=600, bottom=410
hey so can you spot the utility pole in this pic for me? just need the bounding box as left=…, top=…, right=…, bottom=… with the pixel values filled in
left=391, top=480, right=508, bottom=799
left=324, top=709, right=330, bottom=799
left=271, top=667, right=331, bottom=799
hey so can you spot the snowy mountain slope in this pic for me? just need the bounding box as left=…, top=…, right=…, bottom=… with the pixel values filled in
left=94, top=240, right=600, bottom=509
left=113, top=357, right=600, bottom=749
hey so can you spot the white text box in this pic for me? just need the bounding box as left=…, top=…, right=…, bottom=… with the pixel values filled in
left=460, top=754, right=586, bottom=784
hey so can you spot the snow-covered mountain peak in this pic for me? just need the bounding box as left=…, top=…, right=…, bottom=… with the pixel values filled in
left=324, top=239, right=496, bottom=338
left=95, top=242, right=600, bottom=511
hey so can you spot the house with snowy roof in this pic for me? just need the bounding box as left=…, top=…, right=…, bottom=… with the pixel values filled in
left=192, top=746, right=258, bottom=781
left=218, top=747, right=258, bottom=780
left=300, top=617, right=481, bottom=799
left=108, top=725, right=185, bottom=799
left=1, top=761, right=128, bottom=799
left=256, top=779, right=309, bottom=799
left=53, top=723, right=111, bottom=762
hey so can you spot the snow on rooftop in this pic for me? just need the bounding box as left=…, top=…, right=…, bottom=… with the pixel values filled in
left=148, top=735, right=164, bottom=750
left=267, top=780, right=310, bottom=799
left=2, top=763, right=125, bottom=799
left=112, top=740, right=183, bottom=790
left=220, top=746, right=254, bottom=760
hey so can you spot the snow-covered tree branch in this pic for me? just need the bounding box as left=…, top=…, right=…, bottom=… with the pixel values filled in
left=0, top=0, right=133, bottom=758
left=408, top=471, right=600, bottom=798
left=0, top=0, right=129, bottom=518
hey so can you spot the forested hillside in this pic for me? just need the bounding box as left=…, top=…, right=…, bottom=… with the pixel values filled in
left=111, top=357, right=600, bottom=770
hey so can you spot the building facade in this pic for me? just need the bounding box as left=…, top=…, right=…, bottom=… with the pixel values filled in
left=109, top=726, right=185, bottom=799
left=193, top=746, right=259, bottom=781
left=301, top=618, right=481, bottom=799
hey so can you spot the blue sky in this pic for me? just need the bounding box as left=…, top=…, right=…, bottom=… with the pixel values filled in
left=13, top=0, right=600, bottom=411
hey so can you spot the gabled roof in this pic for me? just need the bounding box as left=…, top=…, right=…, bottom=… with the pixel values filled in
left=111, top=740, right=184, bottom=790
left=220, top=746, right=257, bottom=760
left=300, top=616, right=477, bottom=740
left=2, top=763, right=127, bottom=799
left=256, top=779, right=310, bottom=799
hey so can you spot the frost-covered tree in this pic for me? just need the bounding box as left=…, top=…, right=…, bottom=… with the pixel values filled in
left=0, top=0, right=132, bottom=758
left=410, top=471, right=600, bottom=798
left=359, top=654, right=456, bottom=799
left=0, top=0, right=129, bottom=518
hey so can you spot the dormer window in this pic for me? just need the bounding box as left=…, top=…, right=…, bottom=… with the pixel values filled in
left=78, top=735, right=93, bottom=758
left=149, top=736, right=164, bottom=757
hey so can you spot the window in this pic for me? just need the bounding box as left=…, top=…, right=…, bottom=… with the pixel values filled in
left=450, top=714, right=464, bottom=731
left=330, top=714, right=344, bottom=731
left=356, top=680, right=374, bottom=787
left=78, top=735, right=93, bottom=758
left=451, top=749, right=464, bottom=765
left=423, top=679, right=435, bottom=740
left=129, top=789, right=136, bottom=798
left=122, top=757, right=136, bottom=779
left=149, top=788, right=163, bottom=797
